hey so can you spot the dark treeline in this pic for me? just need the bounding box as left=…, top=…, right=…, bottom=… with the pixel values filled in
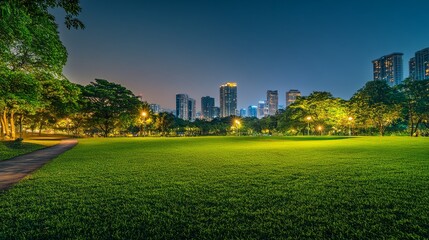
left=1, top=77, right=428, bottom=139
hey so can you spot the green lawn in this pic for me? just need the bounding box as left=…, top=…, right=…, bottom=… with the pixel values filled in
left=1, top=137, right=428, bottom=239
left=0, top=140, right=59, bottom=161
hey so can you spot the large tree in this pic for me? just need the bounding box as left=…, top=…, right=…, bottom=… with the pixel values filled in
left=350, top=81, right=402, bottom=136
left=0, top=0, right=83, bottom=139
left=83, top=79, right=141, bottom=137
left=399, top=78, right=429, bottom=136
left=279, top=92, right=348, bottom=135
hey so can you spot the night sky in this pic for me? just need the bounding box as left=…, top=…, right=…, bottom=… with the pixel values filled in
left=55, top=0, right=429, bottom=110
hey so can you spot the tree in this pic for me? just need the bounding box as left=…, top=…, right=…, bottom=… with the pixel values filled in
left=155, top=112, right=175, bottom=136
left=0, top=0, right=83, bottom=139
left=279, top=92, right=348, bottom=135
left=350, top=81, right=402, bottom=136
left=0, top=69, right=41, bottom=139
left=83, top=79, right=141, bottom=137
left=399, top=78, right=429, bottom=136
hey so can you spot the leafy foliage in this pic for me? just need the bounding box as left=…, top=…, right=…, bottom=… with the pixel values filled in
left=82, top=79, right=141, bottom=137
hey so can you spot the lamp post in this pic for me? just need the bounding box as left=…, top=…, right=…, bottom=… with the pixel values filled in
left=141, top=111, right=147, bottom=137
left=235, top=119, right=241, bottom=136
left=306, top=116, right=311, bottom=135
left=348, top=116, right=353, bottom=136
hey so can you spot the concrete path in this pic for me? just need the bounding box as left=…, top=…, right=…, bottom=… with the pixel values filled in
left=0, top=139, right=78, bottom=191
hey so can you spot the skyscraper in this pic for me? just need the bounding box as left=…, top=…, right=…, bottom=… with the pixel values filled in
left=176, top=94, right=188, bottom=120
left=409, top=57, right=416, bottom=79
left=212, top=107, right=220, bottom=119
left=248, top=105, right=257, bottom=118
left=239, top=108, right=247, bottom=117
left=188, top=98, right=196, bottom=122
left=201, top=96, right=215, bottom=120
left=266, top=90, right=278, bottom=116
left=149, top=104, right=161, bottom=114
left=286, top=89, right=301, bottom=107
left=219, top=82, right=237, bottom=117
left=257, top=101, right=266, bottom=119
left=412, top=47, right=429, bottom=80
left=372, top=53, right=403, bottom=86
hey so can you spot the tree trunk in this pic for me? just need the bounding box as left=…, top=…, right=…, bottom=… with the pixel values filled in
left=19, top=115, right=24, bottom=139
left=1, top=111, right=10, bottom=139
left=39, top=121, right=44, bottom=136
left=10, top=111, right=16, bottom=140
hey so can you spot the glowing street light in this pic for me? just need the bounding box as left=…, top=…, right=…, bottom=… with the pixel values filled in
left=348, top=116, right=353, bottom=136
left=141, top=111, right=148, bottom=137
left=306, top=116, right=312, bottom=135
left=234, top=119, right=241, bottom=136
left=318, top=126, right=323, bottom=136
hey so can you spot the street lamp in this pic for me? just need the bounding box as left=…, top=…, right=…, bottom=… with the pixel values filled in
left=318, top=126, right=323, bottom=136
left=141, top=111, right=147, bottom=137
left=348, top=116, right=353, bottom=136
left=306, top=116, right=312, bottom=135
left=234, top=119, right=241, bottom=136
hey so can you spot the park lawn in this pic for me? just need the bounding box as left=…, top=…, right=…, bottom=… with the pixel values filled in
left=0, top=139, right=60, bottom=161
left=0, top=136, right=428, bottom=239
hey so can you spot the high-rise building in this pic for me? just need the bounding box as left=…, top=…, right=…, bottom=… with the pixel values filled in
left=372, top=53, right=403, bottom=86
left=176, top=94, right=188, bottom=120
left=149, top=104, right=161, bottom=114
left=248, top=105, right=257, bottom=118
left=212, top=107, right=220, bottom=119
left=266, top=90, right=278, bottom=116
left=219, top=82, right=237, bottom=117
left=286, top=89, right=301, bottom=107
left=411, top=47, right=429, bottom=80
left=201, top=96, right=215, bottom=120
left=257, top=101, right=266, bottom=119
left=409, top=57, right=416, bottom=79
left=239, top=108, right=247, bottom=117
left=188, top=98, right=196, bottom=122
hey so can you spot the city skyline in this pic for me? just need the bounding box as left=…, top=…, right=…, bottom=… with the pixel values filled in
left=54, top=0, right=429, bottom=110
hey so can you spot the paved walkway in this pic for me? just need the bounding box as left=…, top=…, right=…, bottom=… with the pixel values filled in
left=0, top=139, right=78, bottom=191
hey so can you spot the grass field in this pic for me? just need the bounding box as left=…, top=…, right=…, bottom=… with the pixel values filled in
left=0, top=139, right=59, bottom=161
left=0, top=136, right=428, bottom=239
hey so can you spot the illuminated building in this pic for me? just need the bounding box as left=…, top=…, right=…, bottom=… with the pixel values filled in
left=175, top=94, right=188, bottom=120
left=409, top=57, right=416, bottom=79
left=266, top=90, right=278, bottom=116
left=149, top=104, right=161, bottom=114
left=188, top=98, right=196, bottom=122
left=286, top=89, right=301, bottom=108
left=248, top=105, right=257, bottom=118
left=219, top=82, right=237, bottom=117
left=239, top=108, right=247, bottom=117
left=372, top=53, right=403, bottom=86
left=201, top=96, right=215, bottom=120
left=411, top=47, right=429, bottom=80
left=257, top=101, right=266, bottom=119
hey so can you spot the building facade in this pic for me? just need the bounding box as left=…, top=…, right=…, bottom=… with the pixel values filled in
left=286, top=89, right=301, bottom=107
left=201, top=96, right=215, bottom=120
left=212, top=107, right=220, bottom=119
left=266, top=90, right=278, bottom=116
left=219, top=82, right=237, bottom=117
left=257, top=101, right=266, bottom=119
left=372, top=53, right=403, bottom=86
left=149, top=104, right=161, bottom=114
left=248, top=105, right=257, bottom=118
left=188, top=98, right=196, bottom=122
left=239, top=108, right=247, bottom=117
left=176, top=94, right=189, bottom=120
left=412, top=47, right=429, bottom=80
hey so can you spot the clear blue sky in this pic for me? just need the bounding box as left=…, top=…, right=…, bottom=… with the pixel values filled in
left=56, top=0, right=429, bottom=110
